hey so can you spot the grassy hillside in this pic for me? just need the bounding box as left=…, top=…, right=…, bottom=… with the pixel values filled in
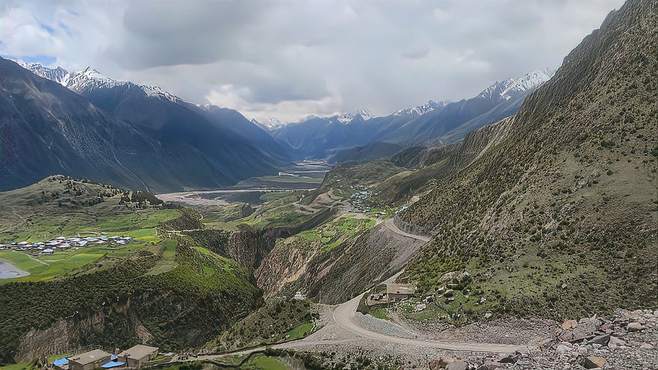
left=0, top=179, right=262, bottom=365
left=400, top=0, right=657, bottom=322
left=205, top=298, right=316, bottom=353
left=0, top=175, right=177, bottom=244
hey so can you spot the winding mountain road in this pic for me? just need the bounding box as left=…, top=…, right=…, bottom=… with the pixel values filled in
left=383, top=218, right=431, bottom=242
left=179, top=218, right=529, bottom=365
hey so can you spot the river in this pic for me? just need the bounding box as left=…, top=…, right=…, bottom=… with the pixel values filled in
left=0, top=259, right=29, bottom=279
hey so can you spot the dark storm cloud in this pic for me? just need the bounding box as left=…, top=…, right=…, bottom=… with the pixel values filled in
left=0, top=0, right=625, bottom=121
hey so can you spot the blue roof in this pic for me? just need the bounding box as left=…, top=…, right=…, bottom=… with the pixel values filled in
left=53, top=358, right=69, bottom=367
left=101, top=361, right=126, bottom=368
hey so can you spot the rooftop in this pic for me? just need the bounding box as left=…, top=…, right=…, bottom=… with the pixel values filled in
left=119, top=344, right=158, bottom=360
left=69, top=349, right=111, bottom=365
left=386, top=283, right=416, bottom=295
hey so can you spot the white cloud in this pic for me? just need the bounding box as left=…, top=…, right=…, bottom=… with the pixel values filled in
left=0, top=0, right=626, bottom=122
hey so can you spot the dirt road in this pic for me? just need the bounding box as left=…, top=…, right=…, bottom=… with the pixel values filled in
left=383, top=218, right=431, bottom=242
left=174, top=217, right=530, bottom=367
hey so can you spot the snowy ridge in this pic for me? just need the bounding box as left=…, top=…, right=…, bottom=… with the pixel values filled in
left=17, top=61, right=71, bottom=85
left=252, top=117, right=285, bottom=130
left=394, top=100, right=448, bottom=117
left=477, top=68, right=555, bottom=101
left=16, top=60, right=181, bottom=103
left=335, top=108, right=373, bottom=124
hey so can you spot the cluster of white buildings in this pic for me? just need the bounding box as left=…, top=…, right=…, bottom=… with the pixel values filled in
left=350, top=188, right=371, bottom=212
left=0, top=235, right=133, bottom=256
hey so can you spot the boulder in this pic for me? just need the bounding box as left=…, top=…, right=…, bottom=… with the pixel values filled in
left=579, top=356, right=606, bottom=369
left=556, top=343, right=573, bottom=354
left=561, top=319, right=578, bottom=330
left=559, top=318, right=600, bottom=342
left=639, top=343, right=654, bottom=350
left=598, top=322, right=613, bottom=333
left=627, top=322, right=644, bottom=331
left=439, top=271, right=472, bottom=290
left=429, top=358, right=450, bottom=370
left=446, top=361, right=468, bottom=370
left=477, top=362, right=504, bottom=370
left=587, top=334, right=610, bottom=346
left=429, top=357, right=459, bottom=369
left=498, top=351, right=521, bottom=364
left=608, top=336, right=626, bottom=348
left=443, top=289, right=454, bottom=297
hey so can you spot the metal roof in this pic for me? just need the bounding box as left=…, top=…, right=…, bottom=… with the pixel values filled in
left=119, top=344, right=158, bottom=360
left=69, top=349, right=110, bottom=365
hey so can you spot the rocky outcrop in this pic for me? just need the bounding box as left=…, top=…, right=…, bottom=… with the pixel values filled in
left=257, top=221, right=426, bottom=304
left=14, top=302, right=149, bottom=362
left=228, top=207, right=336, bottom=270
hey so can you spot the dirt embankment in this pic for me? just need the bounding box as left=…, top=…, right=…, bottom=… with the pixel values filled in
left=15, top=300, right=146, bottom=362
left=256, top=221, right=427, bottom=304
left=221, top=207, right=337, bottom=270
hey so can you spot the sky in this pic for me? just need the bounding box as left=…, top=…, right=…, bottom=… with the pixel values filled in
left=0, top=0, right=625, bottom=122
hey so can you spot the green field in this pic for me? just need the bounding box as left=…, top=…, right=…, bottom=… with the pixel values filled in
left=203, top=191, right=320, bottom=231
left=368, top=307, right=390, bottom=320
left=0, top=204, right=180, bottom=284
left=285, top=321, right=314, bottom=340
left=242, top=355, right=289, bottom=370
left=295, top=215, right=376, bottom=253
left=0, top=240, right=160, bottom=284
left=145, top=239, right=179, bottom=275
left=1, top=208, right=179, bottom=244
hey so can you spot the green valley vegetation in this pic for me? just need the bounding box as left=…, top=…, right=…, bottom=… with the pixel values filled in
left=305, top=160, right=405, bottom=202
left=205, top=298, right=317, bottom=353
left=0, top=179, right=262, bottom=365
left=294, top=215, right=376, bottom=254
left=0, top=176, right=179, bottom=244
left=201, top=191, right=326, bottom=231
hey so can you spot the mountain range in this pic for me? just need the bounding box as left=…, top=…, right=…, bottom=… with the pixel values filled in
left=2, top=59, right=553, bottom=191
left=271, top=69, right=554, bottom=160
left=1, top=59, right=291, bottom=192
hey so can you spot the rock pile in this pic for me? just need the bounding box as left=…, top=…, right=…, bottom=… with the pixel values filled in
left=426, top=309, right=657, bottom=369
left=548, top=308, right=658, bottom=369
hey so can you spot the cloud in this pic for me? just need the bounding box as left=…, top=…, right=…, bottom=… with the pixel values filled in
left=0, top=0, right=625, bottom=122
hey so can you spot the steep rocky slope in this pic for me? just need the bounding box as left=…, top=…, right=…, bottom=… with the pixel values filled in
left=256, top=217, right=426, bottom=304
left=401, top=0, right=657, bottom=320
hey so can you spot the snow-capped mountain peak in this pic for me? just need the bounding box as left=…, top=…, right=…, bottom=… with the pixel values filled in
left=17, top=61, right=71, bottom=86
left=335, top=108, right=373, bottom=124
left=14, top=59, right=181, bottom=103
left=251, top=117, right=286, bottom=130
left=477, top=68, right=555, bottom=101
left=394, top=100, right=448, bottom=117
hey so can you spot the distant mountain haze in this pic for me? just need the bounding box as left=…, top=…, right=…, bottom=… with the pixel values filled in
left=272, top=69, right=554, bottom=159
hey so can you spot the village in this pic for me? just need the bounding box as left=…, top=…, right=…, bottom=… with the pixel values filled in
left=49, top=345, right=160, bottom=370
left=0, top=235, right=133, bottom=256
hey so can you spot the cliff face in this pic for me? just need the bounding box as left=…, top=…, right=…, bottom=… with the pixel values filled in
left=402, top=0, right=658, bottom=319
left=256, top=220, right=426, bottom=304
left=15, top=301, right=145, bottom=362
